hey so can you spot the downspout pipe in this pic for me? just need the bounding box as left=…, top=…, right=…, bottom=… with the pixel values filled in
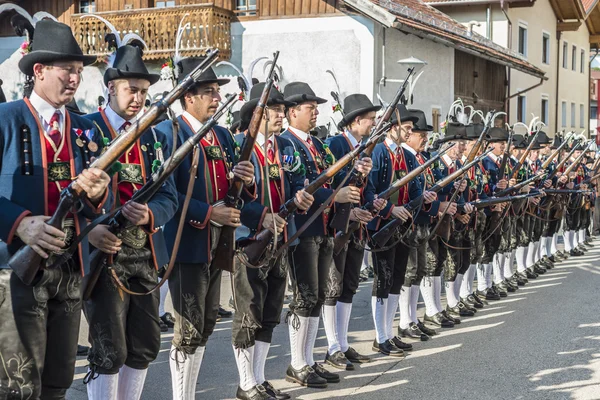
left=589, top=48, right=598, bottom=138
left=502, top=4, right=512, bottom=120
left=555, top=31, right=562, bottom=134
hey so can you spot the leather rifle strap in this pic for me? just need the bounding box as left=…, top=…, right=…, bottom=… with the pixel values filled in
left=111, top=147, right=200, bottom=296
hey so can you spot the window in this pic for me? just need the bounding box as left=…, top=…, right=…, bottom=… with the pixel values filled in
left=562, top=101, right=567, bottom=127
left=542, top=33, right=550, bottom=64
left=236, top=0, right=258, bottom=15
left=518, top=25, right=528, bottom=56
left=541, top=98, right=549, bottom=125
left=581, top=50, right=585, bottom=74
left=592, top=106, right=598, bottom=120
left=563, top=42, right=568, bottom=69
left=517, top=95, right=526, bottom=122
left=79, top=0, right=95, bottom=13
left=572, top=45, right=577, bottom=72
left=571, top=102, right=576, bottom=127
left=580, top=104, right=585, bottom=128
left=155, top=1, right=175, bottom=7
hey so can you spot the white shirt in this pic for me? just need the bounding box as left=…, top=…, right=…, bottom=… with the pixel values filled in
left=401, top=143, right=417, bottom=156
left=29, top=90, right=65, bottom=133
left=488, top=152, right=499, bottom=163
left=104, top=104, right=135, bottom=133
left=256, top=132, right=274, bottom=148
left=441, top=154, right=454, bottom=168
left=288, top=126, right=309, bottom=142
left=183, top=111, right=203, bottom=133
left=385, top=137, right=398, bottom=153
left=343, top=130, right=360, bottom=149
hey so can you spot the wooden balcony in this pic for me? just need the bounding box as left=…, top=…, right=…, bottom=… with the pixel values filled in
left=71, top=4, right=232, bottom=62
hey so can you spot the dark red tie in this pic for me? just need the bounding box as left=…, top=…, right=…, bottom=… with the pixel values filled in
left=267, top=140, right=275, bottom=163
left=120, top=121, right=132, bottom=133
left=48, top=111, right=61, bottom=147
left=416, top=154, right=425, bottom=164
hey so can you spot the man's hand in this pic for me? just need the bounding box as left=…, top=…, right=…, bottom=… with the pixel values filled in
left=350, top=208, right=373, bottom=224
left=456, top=213, right=470, bottom=224
left=372, top=197, right=387, bottom=212
left=558, top=175, right=568, bottom=184
left=566, top=181, right=575, bottom=189
left=122, top=201, right=150, bottom=226
left=491, top=203, right=505, bottom=212
left=391, top=206, right=412, bottom=222
left=529, top=196, right=540, bottom=206
left=543, top=179, right=552, bottom=188
left=464, top=203, right=475, bottom=214
left=581, top=183, right=589, bottom=190
left=439, top=202, right=457, bottom=216
left=211, top=205, right=242, bottom=227
left=520, top=184, right=531, bottom=194
left=294, top=189, right=314, bottom=211
left=509, top=178, right=517, bottom=187
left=355, top=158, right=373, bottom=175
left=336, top=186, right=361, bottom=204
left=16, top=216, right=66, bottom=258
left=233, top=161, right=254, bottom=186
left=89, top=224, right=122, bottom=254
left=76, top=168, right=110, bottom=202
left=423, top=191, right=437, bottom=204
left=262, top=213, right=286, bottom=234
left=454, top=180, right=468, bottom=192
left=496, top=179, right=508, bottom=190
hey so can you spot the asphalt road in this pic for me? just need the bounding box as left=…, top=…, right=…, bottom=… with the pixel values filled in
left=68, top=240, right=600, bottom=400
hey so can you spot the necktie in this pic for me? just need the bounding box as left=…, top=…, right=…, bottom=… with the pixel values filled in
left=267, top=140, right=275, bottom=163
left=120, top=121, right=132, bottom=133
left=416, top=154, right=425, bottom=165
left=48, top=111, right=61, bottom=147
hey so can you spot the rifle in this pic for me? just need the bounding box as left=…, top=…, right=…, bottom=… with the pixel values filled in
left=8, top=49, right=220, bottom=286
left=466, top=192, right=541, bottom=209
left=329, top=67, right=416, bottom=233
left=81, top=95, right=237, bottom=300
left=538, top=189, right=591, bottom=195
left=509, top=129, right=542, bottom=180
left=332, top=142, right=452, bottom=255
left=540, top=132, right=573, bottom=171
left=493, top=172, right=547, bottom=197
left=370, top=148, right=492, bottom=248
left=239, top=122, right=392, bottom=266
left=210, top=52, right=280, bottom=273
left=497, top=127, right=514, bottom=182
left=545, top=140, right=582, bottom=181
left=560, top=141, right=593, bottom=179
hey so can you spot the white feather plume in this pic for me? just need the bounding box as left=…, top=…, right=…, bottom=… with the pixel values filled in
left=32, top=11, right=57, bottom=24
left=173, top=13, right=190, bottom=65
left=80, top=14, right=121, bottom=48
left=0, top=4, right=34, bottom=25
left=121, top=33, right=148, bottom=50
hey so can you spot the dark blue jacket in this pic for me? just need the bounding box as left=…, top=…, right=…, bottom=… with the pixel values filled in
left=404, top=148, right=441, bottom=225
left=86, top=111, right=178, bottom=268
left=155, top=116, right=255, bottom=264
left=325, top=132, right=357, bottom=190
left=0, top=99, right=113, bottom=273
left=281, top=129, right=334, bottom=237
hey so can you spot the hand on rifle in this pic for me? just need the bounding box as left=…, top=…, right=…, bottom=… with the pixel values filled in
left=581, top=183, right=589, bottom=190
left=391, top=206, right=412, bottom=222
left=463, top=203, right=475, bottom=214
left=439, top=201, right=457, bottom=216
left=456, top=213, right=470, bottom=224
left=528, top=196, right=540, bottom=206
left=233, top=161, right=255, bottom=186
left=75, top=167, right=111, bottom=203
left=566, top=181, right=575, bottom=189
left=520, top=184, right=531, bottom=194
left=122, top=201, right=150, bottom=226
left=509, top=178, right=517, bottom=187
left=558, top=175, right=569, bottom=184
left=15, top=216, right=67, bottom=258
left=262, top=213, right=286, bottom=234
left=543, top=180, right=553, bottom=189
left=294, top=188, right=314, bottom=211
left=453, top=180, right=467, bottom=192
left=496, top=179, right=508, bottom=190
left=336, top=186, right=361, bottom=204
left=491, top=203, right=505, bottom=212
left=423, top=191, right=437, bottom=204
left=211, top=206, right=242, bottom=227
left=89, top=224, right=122, bottom=254
left=350, top=208, right=373, bottom=224
left=372, top=197, right=387, bottom=212
left=355, top=158, right=373, bottom=175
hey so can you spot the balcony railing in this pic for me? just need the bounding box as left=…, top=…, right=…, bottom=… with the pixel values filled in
left=71, top=4, right=232, bottom=62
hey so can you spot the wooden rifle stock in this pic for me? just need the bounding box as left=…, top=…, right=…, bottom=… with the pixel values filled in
left=541, top=134, right=571, bottom=171
left=494, top=173, right=546, bottom=197
left=241, top=122, right=392, bottom=266
left=211, top=52, right=279, bottom=273
left=561, top=141, right=592, bottom=178
left=546, top=141, right=581, bottom=181
left=8, top=49, right=220, bottom=286
left=467, top=192, right=539, bottom=209
left=497, top=130, right=513, bottom=182
left=330, top=68, right=416, bottom=233
left=510, top=130, right=542, bottom=180
left=370, top=149, right=492, bottom=248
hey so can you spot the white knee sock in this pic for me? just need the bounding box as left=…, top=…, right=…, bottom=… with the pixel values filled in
left=493, top=254, right=504, bottom=284
left=410, top=285, right=420, bottom=323
left=579, top=229, right=586, bottom=244
left=533, top=241, right=541, bottom=263
left=336, top=302, right=353, bottom=353
left=117, top=365, right=147, bottom=400
left=573, top=230, right=580, bottom=248
left=526, top=242, right=536, bottom=267
left=371, top=296, right=388, bottom=344
left=159, top=282, right=168, bottom=317
left=564, top=232, right=572, bottom=252
left=476, top=264, right=487, bottom=291
left=454, top=273, right=464, bottom=301
left=445, top=280, right=459, bottom=308
left=170, top=345, right=204, bottom=400
left=551, top=234, right=558, bottom=254
left=87, top=372, right=118, bottom=400
left=460, top=265, right=475, bottom=298
left=541, top=237, right=551, bottom=257
left=503, top=252, right=513, bottom=278
left=420, top=277, right=438, bottom=317
left=386, top=293, right=400, bottom=340
left=433, top=276, right=443, bottom=312
left=399, top=287, right=411, bottom=330
left=305, top=317, right=320, bottom=366
left=322, top=305, right=340, bottom=355
left=484, top=263, right=493, bottom=288
left=516, top=247, right=526, bottom=272
left=289, top=316, right=308, bottom=369
left=233, top=345, right=256, bottom=391
left=253, top=341, right=269, bottom=385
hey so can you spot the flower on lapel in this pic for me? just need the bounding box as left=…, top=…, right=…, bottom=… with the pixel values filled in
left=19, top=40, right=31, bottom=56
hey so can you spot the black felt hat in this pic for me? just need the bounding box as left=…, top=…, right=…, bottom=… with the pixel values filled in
left=441, top=122, right=467, bottom=142
left=229, top=111, right=241, bottom=133
left=104, top=45, right=160, bottom=86
left=176, top=56, right=230, bottom=86
left=19, top=19, right=97, bottom=76
left=536, top=131, right=552, bottom=145
left=512, top=134, right=527, bottom=149
left=550, top=134, right=563, bottom=149
left=465, top=122, right=484, bottom=140
left=283, top=82, right=327, bottom=105
left=486, top=127, right=509, bottom=142
left=529, top=139, right=544, bottom=150
left=239, top=82, right=296, bottom=127
left=337, top=94, right=381, bottom=130
left=408, top=109, right=433, bottom=132
left=390, top=103, right=419, bottom=126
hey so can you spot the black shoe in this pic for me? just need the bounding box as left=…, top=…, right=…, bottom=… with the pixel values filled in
left=468, top=293, right=486, bottom=307
left=416, top=320, right=437, bottom=337
left=236, top=385, right=274, bottom=400
left=533, top=264, right=547, bottom=275
left=459, top=299, right=477, bottom=313
left=372, top=339, right=405, bottom=357
left=577, top=245, right=587, bottom=253
left=325, top=351, right=353, bottom=371
left=503, top=279, right=517, bottom=292
left=494, top=283, right=508, bottom=298
left=400, top=322, right=430, bottom=341
left=447, top=303, right=474, bottom=317
left=513, top=273, right=527, bottom=286
left=160, top=312, right=175, bottom=328
left=472, top=291, right=489, bottom=305
left=390, top=336, right=413, bottom=351
left=540, top=257, right=554, bottom=269
left=462, top=295, right=482, bottom=310
left=344, top=347, right=372, bottom=363
left=285, top=365, right=327, bottom=388
left=441, top=309, right=461, bottom=324
left=77, top=344, right=90, bottom=356
left=312, top=363, right=340, bottom=383
left=159, top=319, right=168, bottom=333
left=525, top=268, right=538, bottom=279
left=262, top=381, right=290, bottom=400
left=548, top=255, right=556, bottom=263
left=218, top=306, right=233, bottom=318
left=424, top=312, right=454, bottom=328
left=478, top=288, right=500, bottom=301
left=367, top=266, right=374, bottom=278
